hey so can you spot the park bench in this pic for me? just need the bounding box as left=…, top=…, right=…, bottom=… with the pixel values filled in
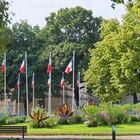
left=0, top=126, right=27, bottom=138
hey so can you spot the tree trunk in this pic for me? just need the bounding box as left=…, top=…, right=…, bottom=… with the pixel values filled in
left=133, top=93, right=137, bottom=104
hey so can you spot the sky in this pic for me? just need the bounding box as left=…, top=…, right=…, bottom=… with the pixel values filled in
left=7, top=0, right=126, bottom=27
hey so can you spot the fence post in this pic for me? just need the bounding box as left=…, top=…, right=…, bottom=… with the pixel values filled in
left=112, top=126, right=116, bottom=140
left=22, top=126, right=24, bottom=138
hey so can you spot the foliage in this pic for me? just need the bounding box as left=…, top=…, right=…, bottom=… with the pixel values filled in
left=0, top=117, right=7, bottom=125
left=55, top=104, right=73, bottom=124
left=100, top=104, right=129, bottom=125
left=69, top=115, right=84, bottom=124
left=6, top=116, right=26, bottom=124
left=84, top=105, right=99, bottom=127
left=29, top=106, right=48, bottom=128
left=85, top=0, right=140, bottom=102
left=5, top=7, right=102, bottom=107
left=29, top=121, right=38, bottom=128
left=111, top=0, right=134, bottom=9
left=43, top=116, right=60, bottom=128
left=83, top=104, right=134, bottom=127
left=133, top=103, right=140, bottom=114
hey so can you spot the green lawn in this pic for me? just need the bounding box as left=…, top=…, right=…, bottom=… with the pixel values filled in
left=11, top=122, right=140, bottom=135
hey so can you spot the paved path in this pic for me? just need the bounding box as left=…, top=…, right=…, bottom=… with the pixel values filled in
left=1, top=135, right=140, bottom=140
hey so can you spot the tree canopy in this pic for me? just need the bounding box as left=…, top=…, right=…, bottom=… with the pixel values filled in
left=84, top=0, right=140, bottom=103
left=4, top=7, right=102, bottom=110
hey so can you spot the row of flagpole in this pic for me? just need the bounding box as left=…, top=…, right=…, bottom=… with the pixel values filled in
left=1, top=50, right=81, bottom=116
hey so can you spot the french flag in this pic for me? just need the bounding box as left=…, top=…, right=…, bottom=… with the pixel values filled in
left=17, top=75, right=20, bottom=89
left=48, top=77, right=51, bottom=87
left=61, top=73, right=64, bottom=88
left=47, top=54, right=52, bottom=73
left=65, top=58, right=73, bottom=75
left=31, top=73, right=35, bottom=88
left=20, top=59, right=25, bottom=74
left=1, top=59, right=5, bottom=73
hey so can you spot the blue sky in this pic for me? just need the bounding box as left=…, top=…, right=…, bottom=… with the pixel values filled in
left=8, top=0, right=126, bottom=27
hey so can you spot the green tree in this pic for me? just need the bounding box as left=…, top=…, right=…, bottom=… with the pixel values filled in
left=6, top=21, right=41, bottom=114
left=85, top=1, right=140, bottom=103
left=41, top=6, right=102, bottom=45
left=0, top=0, right=11, bottom=98
left=38, top=7, right=102, bottom=105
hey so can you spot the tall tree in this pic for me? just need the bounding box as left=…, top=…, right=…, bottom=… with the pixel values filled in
left=38, top=7, right=102, bottom=104
left=85, top=1, right=140, bottom=103
left=0, top=0, right=11, bottom=99
left=6, top=21, right=41, bottom=114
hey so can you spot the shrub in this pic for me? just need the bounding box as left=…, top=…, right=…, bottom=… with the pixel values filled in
left=0, top=117, right=7, bottom=125
left=69, top=115, right=84, bottom=124
left=29, top=105, right=48, bottom=128
left=133, top=103, right=140, bottom=114
left=98, top=111, right=110, bottom=125
left=43, top=116, right=59, bottom=128
left=84, top=105, right=99, bottom=127
left=99, top=104, right=129, bottom=125
left=6, top=116, right=26, bottom=125
left=55, top=104, right=73, bottom=123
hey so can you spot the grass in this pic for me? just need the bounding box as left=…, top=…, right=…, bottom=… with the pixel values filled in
left=11, top=121, right=140, bottom=135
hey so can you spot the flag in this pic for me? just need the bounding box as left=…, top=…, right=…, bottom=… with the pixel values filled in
left=17, top=74, right=20, bottom=89
left=31, top=73, right=35, bottom=88
left=61, top=73, right=64, bottom=88
left=1, top=59, right=5, bottom=73
left=77, top=72, right=80, bottom=87
left=47, top=54, right=52, bottom=73
left=65, top=58, right=73, bottom=74
left=20, top=59, right=25, bottom=74
left=48, top=77, right=51, bottom=87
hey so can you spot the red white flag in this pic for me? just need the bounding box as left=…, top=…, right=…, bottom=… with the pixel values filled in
left=61, top=73, right=64, bottom=88
left=47, top=77, right=51, bottom=87
left=47, top=54, right=52, bottom=73
left=65, top=58, right=73, bottom=74
left=20, top=59, right=25, bottom=74
left=17, top=74, right=20, bottom=89
left=31, top=73, right=35, bottom=88
left=1, top=59, right=5, bottom=73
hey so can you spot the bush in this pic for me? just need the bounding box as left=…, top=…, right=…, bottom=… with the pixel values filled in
left=69, top=115, right=84, bottom=124
left=84, top=105, right=99, bottom=127
left=133, top=103, right=140, bottom=114
left=29, top=105, right=48, bottom=128
left=99, top=104, right=129, bottom=125
left=58, top=117, right=69, bottom=125
left=6, top=116, right=26, bottom=125
left=55, top=104, right=73, bottom=122
left=43, top=116, right=59, bottom=128
left=0, top=117, right=7, bottom=125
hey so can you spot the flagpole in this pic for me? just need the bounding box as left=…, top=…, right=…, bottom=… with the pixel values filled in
left=72, top=50, right=75, bottom=111
left=48, top=52, right=51, bottom=116
left=4, top=53, right=6, bottom=112
left=78, top=72, right=81, bottom=107
left=25, top=52, right=29, bottom=116
left=62, top=72, right=65, bottom=104
left=32, top=72, right=35, bottom=110
left=18, top=73, right=20, bottom=117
